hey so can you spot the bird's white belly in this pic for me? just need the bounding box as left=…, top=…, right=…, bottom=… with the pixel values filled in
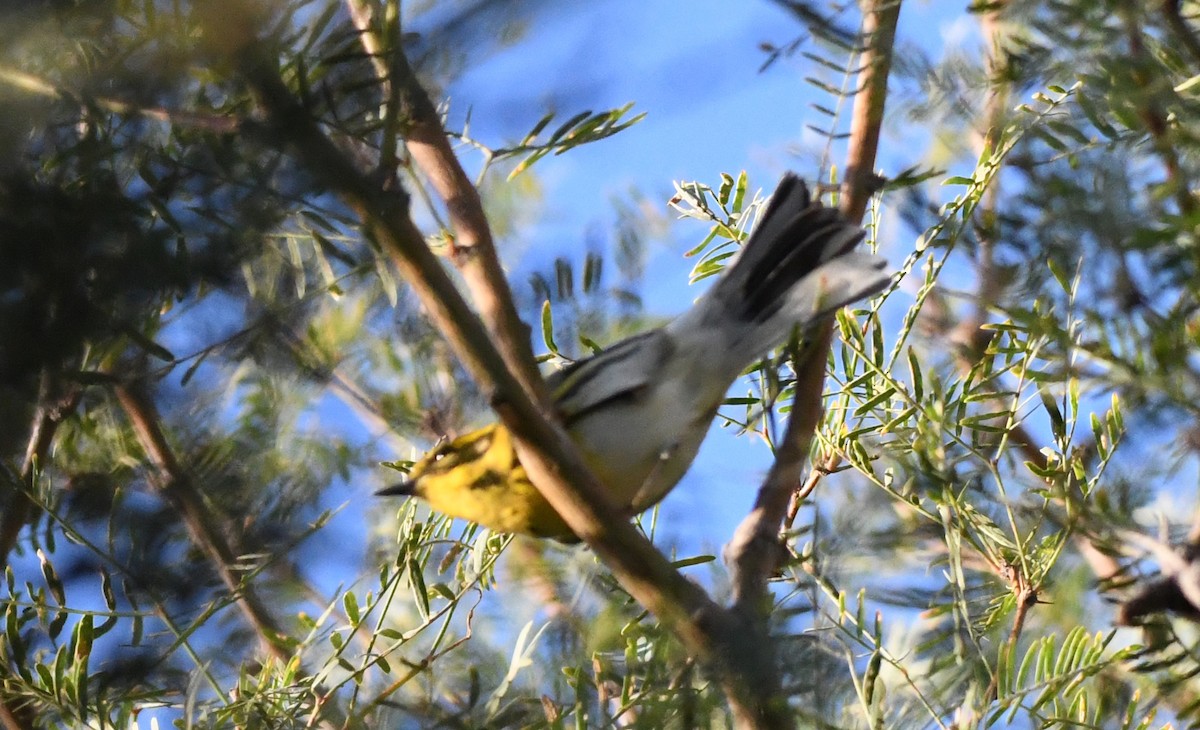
left=566, top=375, right=717, bottom=513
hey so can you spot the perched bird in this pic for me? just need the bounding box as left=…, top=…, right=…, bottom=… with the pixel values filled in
left=379, top=173, right=890, bottom=540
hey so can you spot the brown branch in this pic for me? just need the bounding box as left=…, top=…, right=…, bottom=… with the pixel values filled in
left=0, top=700, right=30, bottom=730
left=727, top=0, right=899, bottom=620
left=986, top=574, right=1038, bottom=703
left=113, top=380, right=292, bottom=662
left=839, top=0, right=900, bottom=224
left=0, top=373, right=76, bottom=728
left=345, top=1, right=549, bottom=410
left=728, top=326, right=834, bottom=612
left=1162, top=0, right=1200, bottom=73
left=722, top=3, right=900, bottom=725
left=0, top=373, right=81, bottom=567
left=208, top=21, right=804, bottom=727
left=1121, top=2, right=1196, bottom=219
left=397, top=57, right=551, bottom=409
left=783, top=453, right=840, bottom=529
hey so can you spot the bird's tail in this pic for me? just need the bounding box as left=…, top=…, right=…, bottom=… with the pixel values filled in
left=670, top=174, right=890, bottom=371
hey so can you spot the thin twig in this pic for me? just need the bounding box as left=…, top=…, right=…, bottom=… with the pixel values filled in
left=274, top=324, right=410, bottom=452
left=783, top=453, right=840, bottom=529
left=0, top=65, right=240, bottom=134
left=986, top=575, right=1038, bottom=703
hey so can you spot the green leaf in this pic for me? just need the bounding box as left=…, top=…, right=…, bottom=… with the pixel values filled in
left=582, top=251, right=603, bottom=294
left=854, top=387, right=897, bottom=417
left=669, top=555, right=716, bottom=569
left=1039, top=389, right=1066, bottom=439
left=579, top=335, right=602, bottom=354
left=731, top=170, right=748, bottom=213
left=540, top=300, right=558, bottom=355
left=717, top=172, right=734, bottom=206
left=520, top=110, right=556, bottom=145
left=124, top=327, right=176, bottom=363
left=546, top=110, right=592, bottom=145
left=97, top=569, right=117, bottom=636
left=1047, top=257, right=1073, bottom=293
left=907, top=348, right=923, bottom=402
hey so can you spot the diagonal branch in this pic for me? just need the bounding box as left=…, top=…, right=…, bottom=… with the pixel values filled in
left=344, top=0, right=550, bottom=410
left=113, top=380, right=292, bottom=662
left=722, top=4, right=900, bottom=725
left=727, top=0, right=900, bottom=618
left=0, top=373, right=81, bottom=568
left=214, top=15, right=789, bottom=715
left=217, top=14, right=837, bottom=726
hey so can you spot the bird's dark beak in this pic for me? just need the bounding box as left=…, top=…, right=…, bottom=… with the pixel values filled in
left=376, top=481, right=415, bottom=497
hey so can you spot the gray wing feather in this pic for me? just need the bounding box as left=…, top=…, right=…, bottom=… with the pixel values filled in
left=547, top=330, right=673, bottom=426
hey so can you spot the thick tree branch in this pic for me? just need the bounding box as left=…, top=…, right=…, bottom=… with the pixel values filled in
left=209, top=22, right=804, bottom=727
left=0, top=700, right=30, bottom=730
left=839, top=0, right=899, bottom=225
left=726, top=0, right=899, bottom=626
left=728, top=327, right=834, bottom=612
left=0, top=373, right=75, bottom=728
left=345, top=0, right=550, bottom=410
left=723, top=3, right=900, bottom=724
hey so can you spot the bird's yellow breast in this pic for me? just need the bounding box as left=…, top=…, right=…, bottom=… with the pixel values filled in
left=407, top=424, right=573, bottom=539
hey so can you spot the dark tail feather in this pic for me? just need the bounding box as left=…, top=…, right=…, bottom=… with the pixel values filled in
left=741, top=206, right=863, bottom=324
left=722, top=174, right=866, bottom=325
left=673, top=173, right=889, bottom=364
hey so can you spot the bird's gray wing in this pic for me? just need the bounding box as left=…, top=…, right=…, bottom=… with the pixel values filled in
left=546, top=329, right=673, bottom=427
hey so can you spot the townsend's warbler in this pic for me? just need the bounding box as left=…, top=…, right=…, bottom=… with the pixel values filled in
left=379, top=174, right=890, bottom=540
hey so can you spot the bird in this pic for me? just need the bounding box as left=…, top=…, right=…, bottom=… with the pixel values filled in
left=378, top=173, right=891, bottom=540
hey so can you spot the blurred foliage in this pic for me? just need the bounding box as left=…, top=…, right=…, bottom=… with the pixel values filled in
left=5, top=0, right=1200, bottom=728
